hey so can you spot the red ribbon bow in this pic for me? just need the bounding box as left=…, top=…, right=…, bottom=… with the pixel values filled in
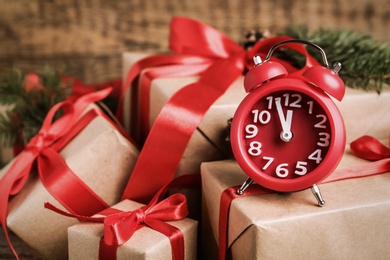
left=219, top=134, right=390, bottom=259
left=102, top=193, right=188, bottom=260
left=45, top=192, right=189, bottom=260
left=0, top=88, right=113, bottom=259
left=119, top=16, right=318, bottom=204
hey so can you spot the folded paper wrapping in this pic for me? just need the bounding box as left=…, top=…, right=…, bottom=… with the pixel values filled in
left=68, top=199, right=198, bottom=260
left=0, top=107, right=139, bottom=259
left=335, top=88, right=390, bottom=143
left=201, top=139, right=390, bottom=259
left=123, top=52, right=390, bottom=174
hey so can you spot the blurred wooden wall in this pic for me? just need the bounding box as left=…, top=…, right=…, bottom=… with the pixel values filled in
left=0, top=0, right=389, bottom=84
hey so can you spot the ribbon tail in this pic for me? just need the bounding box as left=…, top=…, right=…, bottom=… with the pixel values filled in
left=44, top=202, right=105, bottom=222
left=72, top=87, right=112, bottom=114
left=137, top=63, right=210, bottom=142
left=218, top=186, right=240, bottom=260
left=324, top=158, right=390, bottom=183
left=99, top=235, right=118, bottom=260
left=218, top=185, right=271, bottom=260
left=145, top=219, right=185, bottom=260
left=0, top=193, right=19, bottom=260
left=0, top=155, right=37, bottom=260
left=0, top=170, right=32, bottom=260
left=38, top=148, right=109, bottom=216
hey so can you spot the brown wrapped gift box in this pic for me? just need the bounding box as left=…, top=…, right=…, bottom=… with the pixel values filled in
left=68, top=199, right=198, bottom=260
left=201, top=141, right=390, bottom=259
left=123, top=52, right=390, bottom=175
left=335, top=88, right=390, bottom=143
left=0, top=107, right=139, bottom=259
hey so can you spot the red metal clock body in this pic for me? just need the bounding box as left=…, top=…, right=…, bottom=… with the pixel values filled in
left=230, top=40, right=346, bottom=193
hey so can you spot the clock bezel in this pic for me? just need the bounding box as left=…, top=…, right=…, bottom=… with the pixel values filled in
left=230, top=78, right=346, bottom=192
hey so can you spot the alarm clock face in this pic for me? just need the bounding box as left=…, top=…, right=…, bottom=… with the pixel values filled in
left=230, top=78, right=345, bottom=192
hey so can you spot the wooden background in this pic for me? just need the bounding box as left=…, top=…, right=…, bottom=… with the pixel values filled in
left=0, top=0, right=389, bottom=259
left=1, top=0, right=389, bottom=84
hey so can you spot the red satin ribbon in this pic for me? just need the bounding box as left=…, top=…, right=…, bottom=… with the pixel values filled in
left=45, top=190, right=190, bottom=260
left=218, top=134, right=390, bottom=260
left=350, top=135, right=390, bottom=161
left=0, top=88, right=113, bottom=259
left=120, top=16, right=319, bottom=204
left=63, top=75, right=122, bottom=101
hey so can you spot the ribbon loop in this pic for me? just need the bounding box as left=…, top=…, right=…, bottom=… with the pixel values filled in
left=103, top=194, right=188, bottom=247
left=350, top=135, right=390, bottom=161
left=169, top=16, right=243, bottom=58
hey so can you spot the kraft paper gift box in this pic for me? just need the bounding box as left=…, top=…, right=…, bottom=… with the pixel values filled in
left=68, top=199, right=198, bottom=260
left=335, top=88, right=390, bottom=143
left=123, top=52, right=390, bottom=176
left=0, top=105, right=139, bottom=259
left=201, top=140, right=390, bottom=259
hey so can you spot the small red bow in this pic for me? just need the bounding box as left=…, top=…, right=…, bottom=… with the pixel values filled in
left=46, top=193, right=189, bottom=260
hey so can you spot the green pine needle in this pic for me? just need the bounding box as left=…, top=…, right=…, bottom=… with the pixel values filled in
left=0, top=67, right=71, bottom=148
left=280, top=26, right=390, bottom=93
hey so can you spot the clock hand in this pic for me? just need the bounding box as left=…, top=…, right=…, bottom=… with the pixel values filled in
left=275, top=98, right=293, bottom=142
left=285, top=109, right=293, bottom=133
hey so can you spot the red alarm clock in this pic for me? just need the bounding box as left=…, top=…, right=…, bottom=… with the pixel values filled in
left=230, top=40, right=346, bottom=206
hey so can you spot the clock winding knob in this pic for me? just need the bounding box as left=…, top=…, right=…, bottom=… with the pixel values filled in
left=253, top=55, right=263, bottom=66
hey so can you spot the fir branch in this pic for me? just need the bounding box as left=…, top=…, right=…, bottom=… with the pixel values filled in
left=279, top=26, right=390, bottom=93
left=0, top=67, right=71, bottom=148
left=0, top=70, right=32, bottom=107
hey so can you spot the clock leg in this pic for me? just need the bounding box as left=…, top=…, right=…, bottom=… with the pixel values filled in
left=311, top=184, right=325, bottom=207
left=237, top=178, right=254, bottom=195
